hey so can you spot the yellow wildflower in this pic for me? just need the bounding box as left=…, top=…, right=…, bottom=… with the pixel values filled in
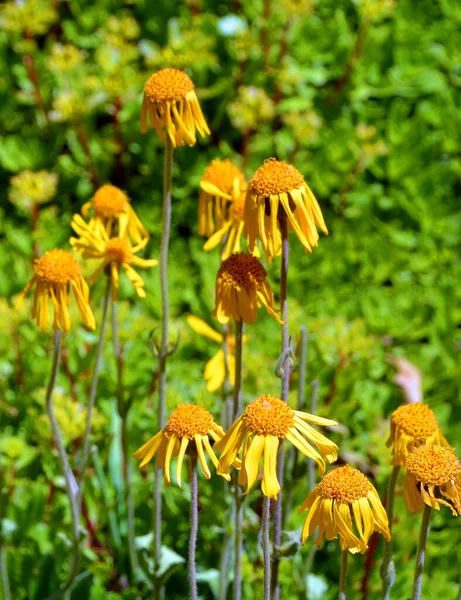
left=216, top=394, right=338, bottom=499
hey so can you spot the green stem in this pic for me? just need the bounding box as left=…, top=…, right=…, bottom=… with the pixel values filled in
left=112, top=299, right=139, bottom=579
left=153, top=135, right=174, bottom=599
left=0, top=454, right=11, bottom=600
left=77, top=276, right=111, bottom=491
left=272, top=214, right=290, bottom=600
left=381, top=465, right=400, bottom=600
left=219, top=323, right=233, bottom=600
left=262, top=496, right=271, bottom=600
left=232, top=319, right=244, bottom=600
left=283, top=325, right=308, bottom=525
left=339, top=550, right=348, bottom=600
left=308, top=381, right=319, bottom=493
left=411, top=504, right=432, bottom=600
left=189, top=455, right=198, bottom=600
left=44, top=331, right=80, bottom=600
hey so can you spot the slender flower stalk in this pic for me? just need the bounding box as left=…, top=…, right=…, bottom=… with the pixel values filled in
left=0, top=455, right=11, bottom=600
left=112, top=299, right=139, bottom=579
left=189, top=455, right=199, bottom=600
left=411, top=505, right=432, bottom=600
left=272, top=213, right=290, bottom=599
left=77, top=277, right=111, bottom=486
left=262, top=496, right=271, bottom=600
left=232, top=319, right=244, bottom=600
left=380, top=465, right=400, bottom=600
left=44, top=331, right=80, bottom=600
left=339, top=550, right=348, bottom=600
left=153, top=136, right=174, bottom=596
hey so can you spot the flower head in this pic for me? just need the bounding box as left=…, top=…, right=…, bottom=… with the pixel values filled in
left=213, top=252, right=282, bottom=325
left=187, top=315, right=249, bottom=392
left=70, top=214, right=158, bottom=301
left=133, top=403, right=228, bottom=486
left=9, top=170, right=58, bottom=211
left=16, top=249, right=95, bottom=332
left=216, top=394, right=338, bottom=499
left=299, top=465, right=391, bottom=554
left=404, top=446, right=461, bottom=516
left=387, top=403, right=449, bottom=467
left=141, top=68, right=210, bottom=147
left=198, top=159, right=247, bottom=238
left=80, top=184, right=148, bottom=246
left=246, top=158, right=328, bottom=260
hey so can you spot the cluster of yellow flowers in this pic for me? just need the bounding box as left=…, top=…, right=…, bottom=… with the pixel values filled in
left=17, top=183, right=158, bottom=331
left=14, top=67, right=460, bottom=589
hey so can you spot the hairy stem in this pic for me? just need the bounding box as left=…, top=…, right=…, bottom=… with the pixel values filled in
left=339, top=550, right=349, bottom=600
left=77, top=277, right=111, bottom=491
left=411, top=504, right=432, bottom=600
left=272, top=214, right=290, bottom=599
left=232, top=319, right=244, bottom=600
left=44, top=331, right=80, bottom=600
left=112, top=299, right=139, bottom=579
left=380, top=465, right=400, bottom=600
left=153, top=136, right=174, bottom=599
left=262, top=496, right=271, bottom=600
left=189, top=455, right=198, bottom=600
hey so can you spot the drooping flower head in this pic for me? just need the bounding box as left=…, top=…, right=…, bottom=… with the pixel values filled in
left=141, top=68, right=210, bottom=147
left=16, top=249, right=95, bottom=332
left=81, top=184, right=148, bottom=245
left=133, top=403, right=229, bottom=486
left=299, top=465, right=391, bottom=554
left=246, top=158, right=328, bottom=260
left=387, top=403, right=450, bottom=467
left=216, top=394, right=338, bottom=499
left=213, top=252, right=282, bottom=325
left=198, top=158, right=247, bottom=238
left=404, top=445, right=461, bottom=516
left=70, top=215, right=158, bottom=301
left=187, top=315, right=248, bottom=392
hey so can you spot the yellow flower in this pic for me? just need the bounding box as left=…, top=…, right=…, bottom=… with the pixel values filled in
left=9, top=170, right=58, bottom=211
left=133, top=403, right=229, bottom=486
left=404, top=446, right=461, bottom=516
left=80, top=184, right=148, bottom=246
left=299, top=465, right=391, bottom=554
left=187, top=315, right=248, bottom=392
left=246, top=158, right=328, bottom=260
left=16, top=249, right=95, bottom=332
left=70, top=214, right=158, bottom=301
left=386, top=403, right=450, bottom=467
left=213, top=252, right=282, bottom=325
left=198, top=158, right=246, bottom=237
left=216, top=394, right=338, bottom=499
left=141, top=68, right=210, bottom=147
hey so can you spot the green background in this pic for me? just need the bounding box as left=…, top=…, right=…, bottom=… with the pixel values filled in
left=1, top=0, right=460, bottom=598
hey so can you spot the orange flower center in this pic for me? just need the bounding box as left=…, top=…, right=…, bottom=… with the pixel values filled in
left=165, top=404, right=214, bottom=439
left=144, top=68, right=195, bottom=104
left=318, top=466, right=373, bottom=503
left=243, top=394, right=294, bottom=437
left=92, top=185, right=129, bottom=218
left=248, top=158, right=305, bottom=197
left=391, top=403, right=439, bottom=440
left=34, top=249, right=81, bottom=285
left=218, top=253, right=266, bottom=290
left=105, top=238, right=132, bottom=264
left=202, top=159, right=246, bottom=197
left=406, top=446, right=461, bottom=487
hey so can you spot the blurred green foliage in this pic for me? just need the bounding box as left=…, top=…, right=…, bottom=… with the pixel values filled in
left=1, top=0, right=461, bottom=598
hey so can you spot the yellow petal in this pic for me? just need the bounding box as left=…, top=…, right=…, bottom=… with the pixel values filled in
left=187, top=315, right=223, bottom=343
